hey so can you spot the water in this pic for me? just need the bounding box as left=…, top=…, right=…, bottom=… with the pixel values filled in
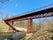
left=4, top=38, right=8, bottom=40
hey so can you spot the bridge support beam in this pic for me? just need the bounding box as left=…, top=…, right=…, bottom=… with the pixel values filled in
left=27, top=18, right=32, bottom=33
left=26, top=18, right=33, bottom=40
left=8, top=21, right=13, bottom=32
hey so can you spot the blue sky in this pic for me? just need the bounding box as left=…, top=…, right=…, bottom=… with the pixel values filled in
left=0, top=0, right=53, bottom=20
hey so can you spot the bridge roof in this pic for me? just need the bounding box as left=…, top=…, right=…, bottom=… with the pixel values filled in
left=4, top=5, right=53, bottom=21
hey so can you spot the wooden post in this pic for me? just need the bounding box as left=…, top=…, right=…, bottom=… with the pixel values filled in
left=27, top=18, right=32, bottom=33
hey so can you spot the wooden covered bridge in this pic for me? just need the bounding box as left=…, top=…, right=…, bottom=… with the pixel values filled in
left=4, top=5, right=53, bottom=34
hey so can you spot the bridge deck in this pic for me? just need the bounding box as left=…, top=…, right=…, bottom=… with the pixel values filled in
left=4, top=5, right=53, bottom=21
